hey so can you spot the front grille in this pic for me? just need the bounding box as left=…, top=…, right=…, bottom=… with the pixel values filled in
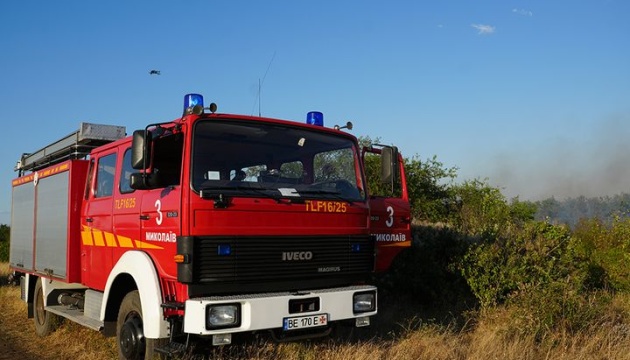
left=191, top=235, right=373, bottom=284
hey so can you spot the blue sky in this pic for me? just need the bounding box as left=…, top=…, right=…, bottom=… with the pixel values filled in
left=1, top=1, right=629, bottom=224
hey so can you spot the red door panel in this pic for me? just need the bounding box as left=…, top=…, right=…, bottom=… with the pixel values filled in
left=363, top=146, right=412, bottom=272
left=370, top=197, right=411, bottom=271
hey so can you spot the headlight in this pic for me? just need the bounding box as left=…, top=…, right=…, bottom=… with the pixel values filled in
left=206, top=303, right=241, bottom=329
left=353, top=291, right=376, bottom=314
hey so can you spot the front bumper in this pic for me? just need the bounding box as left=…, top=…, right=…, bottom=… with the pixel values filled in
left=183, top=285, right=377, bottom=335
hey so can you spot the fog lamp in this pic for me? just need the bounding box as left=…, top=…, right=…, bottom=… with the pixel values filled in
left=355, top=316, right=371, bottom=327
left=212, top=333, right=232, bottom=346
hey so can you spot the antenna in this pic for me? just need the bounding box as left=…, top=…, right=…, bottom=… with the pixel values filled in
left=251, top=51, right=276, bottom=116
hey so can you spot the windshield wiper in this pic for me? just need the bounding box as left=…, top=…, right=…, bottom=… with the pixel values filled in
left=199, top=183, right=284, bottom=203
left=297, top=189, right=356, bottom=204
left=199, top=184, right=256, bottom=192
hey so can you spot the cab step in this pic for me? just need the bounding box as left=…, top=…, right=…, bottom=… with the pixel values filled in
left=155, top=341, right=188, bottom=357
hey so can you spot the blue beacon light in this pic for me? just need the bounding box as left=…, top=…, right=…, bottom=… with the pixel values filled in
left=306, top=111, right=324, bottom=126
left=217, top=244, right=232, bottom=256
left=183, top=93, right=204, bottom=113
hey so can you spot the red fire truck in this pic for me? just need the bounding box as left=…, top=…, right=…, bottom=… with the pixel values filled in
left=9, top=94, right=410, bottom=359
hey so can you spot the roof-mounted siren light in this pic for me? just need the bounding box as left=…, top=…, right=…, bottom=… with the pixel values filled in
left=306, top=111, right=324, bottom=126
left=184, top=93, right=205, bottom=115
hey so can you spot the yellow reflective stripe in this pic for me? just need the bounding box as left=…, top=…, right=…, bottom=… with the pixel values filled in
left=380, top=242, right=411, bottom=247
left=104, top=232, right=117, bottom=247
left=81, top=226, right=165, bottom=250
left=81, top=226, right=93, bottom=246
left=93, top=230, right=106, bottom=246
left=117, top=235, right=134, bottom=248
left=134, top=240, right=164, bottom=250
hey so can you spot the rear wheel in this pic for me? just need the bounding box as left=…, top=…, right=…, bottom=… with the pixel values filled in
left=117, top=290, right=166, bottom=360
left=33, top=277, right=61, bottom=336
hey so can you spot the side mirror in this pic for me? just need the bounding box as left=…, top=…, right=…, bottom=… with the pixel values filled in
left=129, top=173, right=147, bottom=190
left=131, top=130, right=152, bottom=170
left=380, top=146, right=399, bottom=186
left=129, top=171, right=161, bottom=190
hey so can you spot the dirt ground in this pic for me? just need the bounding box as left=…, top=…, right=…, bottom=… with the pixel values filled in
left=0, top=283, right=118, bottom=360
left=0, top=340, right=34, bottom=360
left=0, top=316, right=58, bottom=360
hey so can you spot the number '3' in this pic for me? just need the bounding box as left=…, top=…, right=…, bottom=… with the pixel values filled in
left=385, top=206, right=394, bottom=228
left=155, top=199, right=163, bottom=225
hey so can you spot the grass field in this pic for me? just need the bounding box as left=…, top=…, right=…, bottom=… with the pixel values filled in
left=2, top=262, right=630, bottom=360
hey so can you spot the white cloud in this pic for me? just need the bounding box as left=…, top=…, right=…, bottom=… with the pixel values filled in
left=512, top=8, right=533, bottom=16
left=471, top=24, right=496, bottom=35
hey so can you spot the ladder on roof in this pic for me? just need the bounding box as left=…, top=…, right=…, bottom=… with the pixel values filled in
left=15, top=122, right=126, bottom=175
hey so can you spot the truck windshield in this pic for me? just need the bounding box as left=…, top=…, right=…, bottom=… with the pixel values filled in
left=192, top=119, right=365, bottom=202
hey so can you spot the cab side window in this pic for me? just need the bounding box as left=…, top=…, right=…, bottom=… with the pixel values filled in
left=153, top=134, right=183, bottom=187
left=95, top=153, right=117, bottom=198
left=119, top=149, right=134, bottom=194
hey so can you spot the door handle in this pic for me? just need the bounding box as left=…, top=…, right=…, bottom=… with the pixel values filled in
left=85, top=218, right=93, bottom=223
left=140, top=215, right=150, bottom=220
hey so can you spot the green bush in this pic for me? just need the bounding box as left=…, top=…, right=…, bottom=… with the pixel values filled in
left=0, top=241, right=8, bottom=262
left=375, top=224, right=473, bottom=307
left=507, top=284, right=615, bottom=340
left=573, top=217, right=630, bottom=292
left=459, top=221, right=581, bottom=307
left=455, top=216, right=630, bottom=339
left=0, top=224, right=9, bottom=262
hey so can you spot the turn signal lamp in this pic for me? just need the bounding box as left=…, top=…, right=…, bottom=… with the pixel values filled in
left=306, top=111, right=324, bottom=126
left=184, top=93, right=204, bottom=115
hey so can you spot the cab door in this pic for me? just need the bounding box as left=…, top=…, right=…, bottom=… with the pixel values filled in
left=81, top=152, right=117, bottom=290
left=138, top=185, right=181, bottom=278
left=135, top=131, right=184, bottom=279
left=363, top=146, right=412, bottom=272
left=111, top=147, right=142, bottom=267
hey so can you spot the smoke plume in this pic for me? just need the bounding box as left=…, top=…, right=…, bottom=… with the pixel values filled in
left=489, top=113, right=630, bottom=201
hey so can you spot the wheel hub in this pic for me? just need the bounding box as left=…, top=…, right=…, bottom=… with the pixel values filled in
left=119, top=316, right=145, bottom=359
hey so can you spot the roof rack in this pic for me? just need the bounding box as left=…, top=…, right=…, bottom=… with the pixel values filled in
left=15, top=122, right=126, bottom=175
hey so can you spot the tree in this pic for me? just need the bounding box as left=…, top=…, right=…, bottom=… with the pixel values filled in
left=405, top=154, right=457, bottom=222
left=450, top=178, right=511, bottom=238
left=358, top=136, right=457, bottom=222
left=0, top=224, right=9, bottom=262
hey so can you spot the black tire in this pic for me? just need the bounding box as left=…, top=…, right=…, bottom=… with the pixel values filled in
left=33, top=277, right=61, bottom=336
left=116, top=290, right=166, bottom=360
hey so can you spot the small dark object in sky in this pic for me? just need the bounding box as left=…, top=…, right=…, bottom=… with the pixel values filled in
left=149, top=70, right=161, bottom=75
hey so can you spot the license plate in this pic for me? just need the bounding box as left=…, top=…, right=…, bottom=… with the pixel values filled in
left=283, top=314, right=328, bottom=331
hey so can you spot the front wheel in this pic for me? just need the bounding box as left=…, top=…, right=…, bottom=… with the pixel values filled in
left=116, top=290, right=166, bottom=360
left=33, top=277, right=61, bottom=336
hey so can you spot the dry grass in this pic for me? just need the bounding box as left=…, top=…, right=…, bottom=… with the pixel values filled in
left=0, top=262, right=117, bottom=360
left=3, top=261, right=630, bottom=360
left=0, top=262, right=7, bottom=276
left=0, top=262, right=10, bottom=283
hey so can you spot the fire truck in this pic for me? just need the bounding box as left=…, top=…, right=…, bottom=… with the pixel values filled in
left=9, top=94, right=411, bottom=359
